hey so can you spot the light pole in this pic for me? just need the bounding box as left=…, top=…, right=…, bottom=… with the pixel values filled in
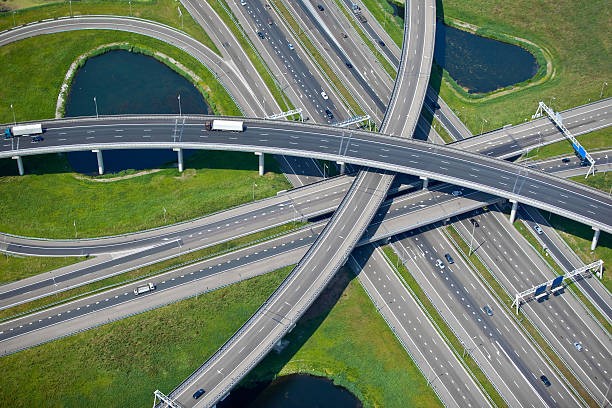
left=549, top=96, right=555, bottom=109
left=177, top=94, right=181, bottom=117
left=323, top=163, right=328, bottom=179
left=252, top=183, right=257, bottom=201
left=10, top=104, right=16, bottom=126
left=12, top=11, right=16, bottom=26
left=73, top=220, right=77, bottom=238
left=93, top=96, right=99, bottom=119
left=163, top=207, right=167, bottom=223
left=480, top=118, right=487, bottom=135
left=468, top=219, right=476, bottom=256
left=601, top=82, right=608, bottom=99
left=69, top=1, right=72, bottom=17
left=129, top=0, right=132, bottom=16
left=177, top=5, right=183, bottom=29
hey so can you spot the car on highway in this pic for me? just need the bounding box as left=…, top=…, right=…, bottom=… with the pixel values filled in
left=534, top=224, right=543, bottom=235
left=452, top=190, right=462, bottom=196
left=435, top=259, right=445, bottom=270
left=378, top=40, right=385, bottom=46
left=317, top=4, right=324, bottom=11
left=240, top=0, right=246, bottom=5
left=288, top=42, right=294, bottom=50
left=325, top=109, right=334, bottom=119
left=444, top=253, right=454, bottom=264
left=267, top=18, right=273, bottom=25
left=469, top=218, right=479, bottom=227
left=540, top=375, right=551, bottom=387
left=321, top=91, right=328, bottom=100
left=345, top=61, right=353, bottom=68
left=573, top=341, right=583, bottom=351
left=257, top=31, right=264, bottom=39
left=483, top=305, right=493, bottom=316
left=562, top=157, right=571, bottom=163
left=31, top=135, right=44, bottom=142
left=193, top=388, right=205, bottom=399
left=580, top=159, right=589, bottom=166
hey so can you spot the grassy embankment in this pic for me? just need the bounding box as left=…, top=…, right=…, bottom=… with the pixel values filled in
left=364, top=0, right=611, bottom=134
left=445, top=225, right=598, bottom=407
left=0, top=265, right=442, bottom=408
left=571, top=171, right=611, bottom=193
left=236, top=267, right=442, bottom=408
left=0, top=266, right=292, bottom=408
left=269, top=0, right=365, bottom=116
left=0, top=222, right=306, bottom=321
left=381, top=246, right=507, bottom=408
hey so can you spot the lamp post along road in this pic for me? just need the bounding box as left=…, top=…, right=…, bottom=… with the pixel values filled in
left=93, top=96, right=99, bottom=119
left=10, top=104, right=16, bottom=126
left=177, top=94, right=181, bottom=117
left=601, top=82, right=608, bottom=99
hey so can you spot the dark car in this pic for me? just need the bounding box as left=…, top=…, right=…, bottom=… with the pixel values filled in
left=378, top=40, right=385, bottom=46
left=469, top=218, right=479, bottom=227
left=431, top=101, right=441, bottom=110
left=444, top=253, right=454, bottom=264
left=257, top=31, right=264, bottom=39
left=483, top=306, right=493, bottom=316
left=540, top=375, right=551, bottom=387
left=31, top=135, right=44, bottom=142
left=193, top=388, right=205, bottom=399
left=580, top=160, right=589, bottom=166
left=562, top=157, right=570, bottom=163
left=345, top=61, right=353, bottom=68
left=325, top=109, right=334, bottom=120
left=317, top=4, right=324, bottom=11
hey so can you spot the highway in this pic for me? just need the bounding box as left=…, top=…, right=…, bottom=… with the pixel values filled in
left=453, top=209, right=612, bottom=403
left=348, top=244, right=492, bottom=408
left=1, top=115, right=610, bottom=233
left=391, top=226, right=581, bottom=407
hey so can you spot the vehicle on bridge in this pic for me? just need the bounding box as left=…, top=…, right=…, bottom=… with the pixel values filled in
left=204, top=120, right=244, bottom=132
left=4, top=123, right=43, bottom=139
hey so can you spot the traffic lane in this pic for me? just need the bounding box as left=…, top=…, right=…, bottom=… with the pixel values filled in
left=0, top=224, right=321, bottom=345
left=350, top=245, right=490, bottom=408
left=392, top=233, right=543, bottom=407
left=396, top=230, right=572, bottom=407
left=244, top=0, right=343, bottom=124
left=519, top=206, right=612, bottom=323
left=418, top=227, right=579, bottom=406
left=533, top=149, right=612, bottom=174
left=3, top=119, right=611, bottom=232
left=172, top=170, right=394, bottom=407
left=454, top=212, right=612, bottom=400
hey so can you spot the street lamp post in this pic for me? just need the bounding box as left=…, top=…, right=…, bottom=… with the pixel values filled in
left=163, top=207, right=167, bottom=223
left=12, top=11, right=16, bottom=26
left=252, top=183, right=257, bottom=201
left=93, top=96, right=99, bottom=119
left=601, top=82, right=608, bottom=99
left=549, top=96, right=555, bottom=109
left=323, top=163, right=328, bottom=179
left=480, top=118, right=487, bottom=135
left=10, top=104, right=16, bottom=126
left=129, top=0, right=132, bottom=16
left=468, top=219, right=476, bottom=256
left=177, top=94, right=181, bottom=117
left=73, top=220, right=77, bottom=238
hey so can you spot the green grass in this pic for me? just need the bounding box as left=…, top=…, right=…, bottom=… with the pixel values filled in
left=381, top=246, right=506, bottom=408
left=422, top=107, right=454, bottom=143
left=0, top=222, right=305, bottom=321
left=0, top=0, right=220, bottom=56
left=445, top=224, right=597, bottom=407
left=0, top=29, right=240, bottom=124
left=521, top=127, right=612, bottom=160
left=0, top=255, right=87, bottom=284
left=269, top=0, right=364, bottom=116
left=364, top=0, right=611, bottom=134
left=360, top=0, right=404, bottom=47
left=513, top=220, right=611, bottom=335
left=0, top=265, right=293, bottom=408
left=571, top=172, right=612, bottom=193
left=539, top=212, right=612, bottom=294
left=0, top=147, right=291, bottom=238
left=241, top=266, right=442, bottom=408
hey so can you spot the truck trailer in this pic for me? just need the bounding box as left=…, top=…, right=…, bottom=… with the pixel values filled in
left=133, top=282, right=156, bottom=295
left=205, top=119, right=244, bottom=132
left=4, top=123, right=43, bottom=139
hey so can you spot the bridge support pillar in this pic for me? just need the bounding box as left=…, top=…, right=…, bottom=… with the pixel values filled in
left=92, top=149, right=104, bottom=175
left=420, top=176, right=429, bottom=190
left=173, top=148, right=183, bottom=172
left=337, top=161, right=345, bottom=175
left=12, top=156, right=24, bottom=176
left=509, top=200, right=518, bottom=224
left=591, top=228, right=600, bottom=251
left=255, top=152, right=264, bottom=175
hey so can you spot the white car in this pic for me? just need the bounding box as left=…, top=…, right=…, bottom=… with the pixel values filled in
left=573, top=341, right=583, bottom=351
left=452, top=190, right=462, bottom=196
left=534, top=225, right=543, bottom=235
left=288, top=43, right=294, bottom=50
left=240, top=0, right=246, bottom=5
left=435, top=259, right=445, bottom=270
left=321, top=91, right=328, bottom=100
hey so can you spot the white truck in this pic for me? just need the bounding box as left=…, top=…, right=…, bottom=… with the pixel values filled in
left=133, top=282, right=156, bottom=295
left=204, top=119, right=244, bottom=132
left=4, top=123, right=43, bottom=139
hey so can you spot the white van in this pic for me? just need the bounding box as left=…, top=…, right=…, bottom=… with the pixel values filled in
left=134, top=282, right=156, bottom=295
